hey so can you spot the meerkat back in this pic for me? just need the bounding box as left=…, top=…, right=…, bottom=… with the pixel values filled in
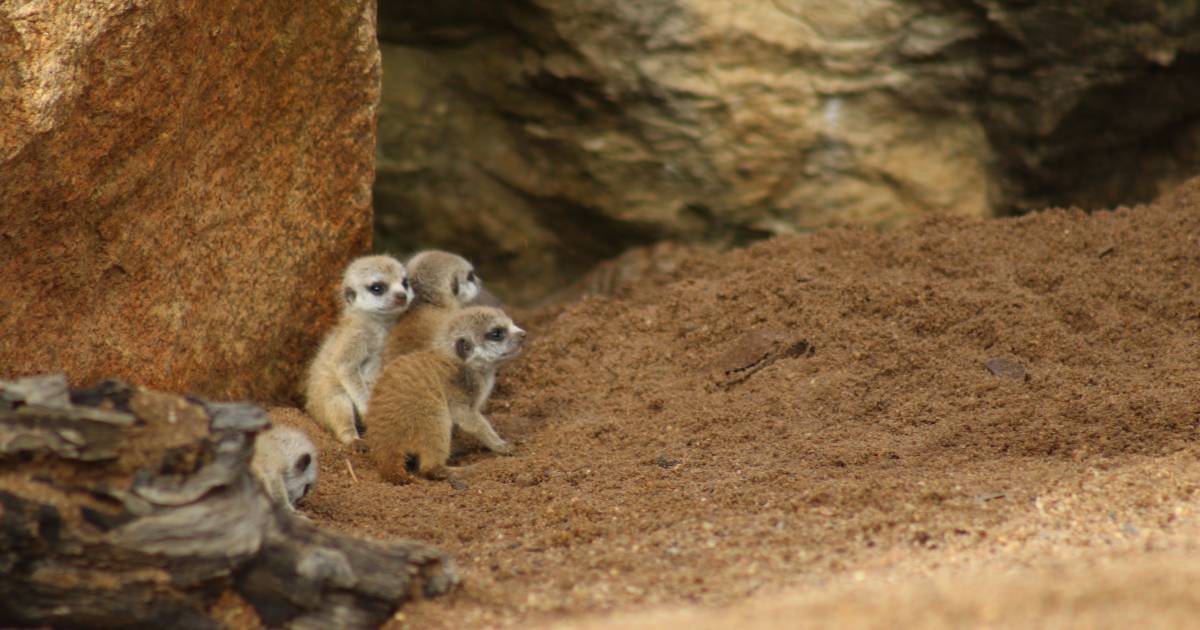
left=366, top=351, right=459, bottom=482
left=381, top=307, right=445, bottom=364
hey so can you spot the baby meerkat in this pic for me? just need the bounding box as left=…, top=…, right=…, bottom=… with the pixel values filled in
left=306, top=255, right=414, bottom=446
left=250, top=425, right=318, bottom=511
left=381, top=250, right=481, bottom=363
left=367, top=306, right=525, bottom=481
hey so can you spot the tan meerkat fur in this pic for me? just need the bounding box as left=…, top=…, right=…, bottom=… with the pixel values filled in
left=367, top=306, right=524, bottom=481
left=381, top=250, right=481, bottom=364
left=306, top=255, right=414, bottom=446
left=251, top=425, right=318, bottom=511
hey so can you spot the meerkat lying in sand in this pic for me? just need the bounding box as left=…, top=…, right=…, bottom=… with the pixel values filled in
left=381, top=250, right=481, bottom=363
left=306, top=255, right=413, bottom=446
left=251, top=425, right=318, bottom=511
left=367, top=306, right=524, bottom=481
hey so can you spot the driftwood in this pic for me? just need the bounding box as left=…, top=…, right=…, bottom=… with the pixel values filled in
left=0, top=375, right=458, bottom=629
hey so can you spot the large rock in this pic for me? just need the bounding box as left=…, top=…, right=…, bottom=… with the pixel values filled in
left=375, top=0, right=1200, bottom=303
left=0, top=1, right=380, bottom=402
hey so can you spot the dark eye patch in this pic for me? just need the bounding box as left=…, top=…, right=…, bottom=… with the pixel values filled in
left=487, top=327, right=506, bottom=341
left=455, top=337, right=473, bottom=360
left=368, top=282, right=386, bottom=295
left=295, top=453, right=312, bottom=474
left=467, top=271, right=477, bottom=283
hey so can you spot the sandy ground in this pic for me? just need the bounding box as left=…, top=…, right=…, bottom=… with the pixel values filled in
left=272, top=179, right=1200, bottom=628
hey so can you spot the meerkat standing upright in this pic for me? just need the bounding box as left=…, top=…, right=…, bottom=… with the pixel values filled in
left=367, top=306, right=525, bottom=481
left=306, top=255, right=414, bottom=446
left=251, top=425, right=318, bottom=511
left=380, top=250, right=481, bottom=363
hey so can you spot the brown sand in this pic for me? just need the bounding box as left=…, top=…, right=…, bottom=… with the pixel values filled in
left=276, top=180, right=1200, bottom=628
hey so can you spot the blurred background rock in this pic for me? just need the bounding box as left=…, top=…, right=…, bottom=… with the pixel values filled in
left=374, top=0, right=1200, bottom=304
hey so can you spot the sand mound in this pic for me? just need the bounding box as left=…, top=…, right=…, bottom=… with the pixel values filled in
left=292, top=180, right=1200, bottom=628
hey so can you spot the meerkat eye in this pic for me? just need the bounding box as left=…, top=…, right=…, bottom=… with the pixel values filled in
left=467, top=271, right=477, bottom=283
left=368, top=282, right=386, bottom=295
left=487, top=327, right=506, bottom=341
left=401, top=278, right=410, bottom=290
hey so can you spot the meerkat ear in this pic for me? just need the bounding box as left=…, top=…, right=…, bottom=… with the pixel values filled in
left=295, top=453, right=312, bottom=474
left=451, top=276, right=460, bottom=297
left=455, top=337, right=473, bottom=360
left=343, top=287, right=355, bottom=304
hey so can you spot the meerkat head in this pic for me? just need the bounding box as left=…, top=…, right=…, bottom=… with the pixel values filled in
left=341, top=255, right=413, bottom=318
left=261, top=426, right=318, bottom=507
left=437, top=306, right=525, bottom=370
left=406, top=250, right=481, bottom=308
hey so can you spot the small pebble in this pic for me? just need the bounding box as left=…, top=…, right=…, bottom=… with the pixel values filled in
left=985, top=357, right=1027, bottom=381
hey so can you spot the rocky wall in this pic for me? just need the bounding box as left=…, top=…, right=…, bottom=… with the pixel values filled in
left=0, top=0, right=381, bottom=402
left=375, top=0, right=1200, bottom=303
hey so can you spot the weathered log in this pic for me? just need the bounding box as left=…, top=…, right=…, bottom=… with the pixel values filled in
left=0, top=375, right=458, bottom=629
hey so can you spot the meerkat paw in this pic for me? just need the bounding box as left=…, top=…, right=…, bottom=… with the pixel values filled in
left=490, top=440, right=514, bottom=455
left=350, top=438, right=369, bottom=454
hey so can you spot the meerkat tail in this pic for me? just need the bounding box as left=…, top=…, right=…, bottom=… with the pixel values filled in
left=371, top=408, right=453, bottom=481
left=423, top=464, right=466, bottom=481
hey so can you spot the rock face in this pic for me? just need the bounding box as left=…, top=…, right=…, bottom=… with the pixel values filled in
left=375, top=0, right=1200, bottom=303
left=0, top=1, right=380, bottom=402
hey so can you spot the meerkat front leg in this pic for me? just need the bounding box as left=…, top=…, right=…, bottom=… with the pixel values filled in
left=335, top=363, right=370, bottom=419
left=323, top=366, right=370, bottom=452
left=453, top=408, right=513, bottom=455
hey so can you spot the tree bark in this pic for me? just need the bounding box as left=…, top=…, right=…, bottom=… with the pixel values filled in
left=0, top=375, right=458, bottom=629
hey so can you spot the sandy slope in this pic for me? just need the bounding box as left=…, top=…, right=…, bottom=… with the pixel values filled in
left=277, top=179, right=1200, bottom=628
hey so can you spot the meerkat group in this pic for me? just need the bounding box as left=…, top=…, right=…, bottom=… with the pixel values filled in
left=252, top=249, right=523, bottom=501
